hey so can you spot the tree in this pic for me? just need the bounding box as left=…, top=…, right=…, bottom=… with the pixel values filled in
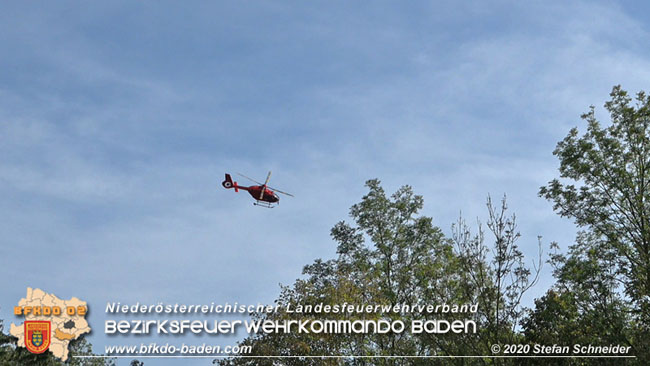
left=219, top=180, right=542, bottom=366
left=538, top=85, right=650, bottom=362
left=522, top=236, right=632, bottom=365
left=218, top=180, right=455, bottom=366
left=452, top=196, right=542, bottom=361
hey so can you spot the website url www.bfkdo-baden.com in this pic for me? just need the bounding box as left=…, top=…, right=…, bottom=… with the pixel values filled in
left=103, top=343, right=252, bottom=356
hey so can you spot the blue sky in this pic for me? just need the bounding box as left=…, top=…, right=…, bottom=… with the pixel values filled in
left=2, top=1, right=650, bottom=364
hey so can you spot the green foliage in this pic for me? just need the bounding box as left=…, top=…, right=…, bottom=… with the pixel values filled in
left=219, top=180, right=541, bottom=366
left=522, top=236, right=633, bottom=365
left=538, top=85, right=650, bottom=363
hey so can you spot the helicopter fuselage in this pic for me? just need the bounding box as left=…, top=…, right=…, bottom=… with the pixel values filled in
left=244, top=185, right=280, bottom=203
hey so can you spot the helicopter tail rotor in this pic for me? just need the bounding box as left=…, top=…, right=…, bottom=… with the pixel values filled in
left=222, top=174, right=239, bottom=192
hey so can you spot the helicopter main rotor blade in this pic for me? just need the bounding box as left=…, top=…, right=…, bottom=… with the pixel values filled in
left=267, top=186, right=294, bottom=197
left=236, top=173, right=263, bottom=185
left=263, top=171, right=272, bottom=186
left=260, top=171, right=272, bottom=200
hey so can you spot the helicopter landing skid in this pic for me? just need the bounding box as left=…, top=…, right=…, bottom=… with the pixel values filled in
left=253, top=201, right=276, bottom=208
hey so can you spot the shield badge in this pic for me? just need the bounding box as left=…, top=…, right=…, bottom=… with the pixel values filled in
left=25, top=321, right=51, bottom=354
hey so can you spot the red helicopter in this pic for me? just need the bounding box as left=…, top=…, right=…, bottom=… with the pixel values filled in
left=222, top=171, right=294, bottom=208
